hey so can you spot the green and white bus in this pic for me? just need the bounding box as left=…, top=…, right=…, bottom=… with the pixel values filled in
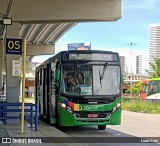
left=35, top=50, right=122, bottom=130
left=146, top=78, right=160, bottom=101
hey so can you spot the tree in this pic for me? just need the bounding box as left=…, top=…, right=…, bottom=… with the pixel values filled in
left=145, top=56, right=160, bottom=78
left=125, top=81, right=142, bottom=94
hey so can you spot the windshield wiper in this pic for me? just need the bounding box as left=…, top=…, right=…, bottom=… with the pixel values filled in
left=99, top=62, right=108, bottom=88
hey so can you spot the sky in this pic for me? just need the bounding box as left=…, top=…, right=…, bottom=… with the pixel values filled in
left=32, top=0, right=160, bottom=74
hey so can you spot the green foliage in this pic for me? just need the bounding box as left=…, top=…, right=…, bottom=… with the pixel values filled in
left=125, top=81, right=142, bottom=94
left=145, top=56, right=160, bottom=78
left=122, top=100, right=160, bottom=114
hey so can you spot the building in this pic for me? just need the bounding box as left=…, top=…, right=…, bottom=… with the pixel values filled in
left=120, top=56, right=126, bottom=74
left=136, top=55, right=142, bottom=74
left=149, top=24, right=160, bottom=72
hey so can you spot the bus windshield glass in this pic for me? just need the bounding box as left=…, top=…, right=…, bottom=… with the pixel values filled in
left=61, top=64, right=92, bottom=95
left=61, top=64, right=120, bottom=96
left=93, top=65, right=120, bottom=95
left=146, top=80, right=160, bottom=94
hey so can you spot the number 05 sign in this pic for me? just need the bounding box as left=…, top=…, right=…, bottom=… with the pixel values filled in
left=6, top=38, right=22, bottom=55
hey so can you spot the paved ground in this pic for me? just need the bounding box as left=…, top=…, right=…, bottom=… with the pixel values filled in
left=108, top=110, right=160, bottom=137
left=0, top=125, right=10, bottom=146
left=62, top=110, right=160, bottom=137
left=0, top=121, right=85, bottom=146
left=0, top=110, right=160, bottom=146
left=61, top=110, right=160, bottom=146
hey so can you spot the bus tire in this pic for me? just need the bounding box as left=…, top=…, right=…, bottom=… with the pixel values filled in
left=98, top=125, right=106, bottom=130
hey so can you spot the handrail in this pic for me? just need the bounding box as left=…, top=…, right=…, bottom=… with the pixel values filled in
left=0, top=102, right=38, bottom=131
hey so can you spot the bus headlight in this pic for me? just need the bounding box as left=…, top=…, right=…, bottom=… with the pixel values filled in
left=116, top=103, right=121, bottom=108
left=60, top=103, right=73, bottom=113
left=61, top=103, right=66, bottom=109
left=112, top=103, right=121, bottom=112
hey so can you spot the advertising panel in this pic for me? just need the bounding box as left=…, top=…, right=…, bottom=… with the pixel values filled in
left=12, top=60, right=22, bottom=76
left=68, top=43, right=91, bottom=51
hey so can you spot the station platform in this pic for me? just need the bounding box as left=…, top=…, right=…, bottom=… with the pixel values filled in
left=0, top=121, right=85, bottom=146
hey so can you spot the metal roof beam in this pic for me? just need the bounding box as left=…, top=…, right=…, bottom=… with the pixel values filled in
left=47, top=23, right=76, bottom=44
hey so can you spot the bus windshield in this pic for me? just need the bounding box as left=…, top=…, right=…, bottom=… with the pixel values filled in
left=93, top=65, right=120, bottom=95
left=146, top=80, right=160, bottom=94
left=61, top=64, right=120, bottom=96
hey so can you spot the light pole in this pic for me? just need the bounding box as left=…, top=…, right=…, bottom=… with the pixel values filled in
left=126, top=43, right=137, bottom=97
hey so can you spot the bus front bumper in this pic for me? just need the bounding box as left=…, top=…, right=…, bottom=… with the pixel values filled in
left=58, top=107, right=121, bottom=126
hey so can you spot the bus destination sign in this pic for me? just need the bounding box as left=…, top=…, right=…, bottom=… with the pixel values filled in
left=69, top=53, right=118, bottom=61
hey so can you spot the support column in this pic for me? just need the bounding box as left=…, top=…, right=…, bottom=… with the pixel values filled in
left=0, top=40, right=6, bottom=96
left=0, top=41, right=2, bottom=90
left=6, top=22, right=20, bottom=102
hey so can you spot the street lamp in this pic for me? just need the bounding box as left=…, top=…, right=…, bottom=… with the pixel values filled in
left=126, top=43, right=137, bottom=97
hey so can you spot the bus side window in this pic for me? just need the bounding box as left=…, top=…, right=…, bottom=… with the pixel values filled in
left=51, top=61, right=59, bottom=88
left=55, top=65, right=60, bottom=82
left=52, top=70, right=55, bottom=83
left=150, top=84, right=154, bottom=92
left=51, top=62, right=56, bottom=83
left=40, top=69, right=42, bottom=85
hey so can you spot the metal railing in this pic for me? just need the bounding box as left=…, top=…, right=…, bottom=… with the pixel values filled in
left=0, top=102, right=38, bottom=131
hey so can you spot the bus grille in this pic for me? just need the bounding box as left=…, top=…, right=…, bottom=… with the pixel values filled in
left=72, top=99, right=113, bottom=104
left=74, top=112, right=111, bottom=119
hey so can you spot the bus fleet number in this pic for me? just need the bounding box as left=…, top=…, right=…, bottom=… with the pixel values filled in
left=80, top=105, right=91, bottom=111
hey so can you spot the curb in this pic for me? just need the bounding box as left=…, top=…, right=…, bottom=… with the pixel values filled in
left=38, top=121, right=87, bottom=146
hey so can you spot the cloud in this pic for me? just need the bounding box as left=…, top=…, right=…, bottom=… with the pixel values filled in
left=124, top=0, right=159, bottom=10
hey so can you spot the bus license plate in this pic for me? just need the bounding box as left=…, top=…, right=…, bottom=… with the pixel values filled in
left=88, top=114, right=98, bottom=118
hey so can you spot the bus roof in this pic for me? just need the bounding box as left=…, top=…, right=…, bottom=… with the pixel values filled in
left=36, top=50, right=120, bottom=70
left=149, top=78, right=160, bottom=81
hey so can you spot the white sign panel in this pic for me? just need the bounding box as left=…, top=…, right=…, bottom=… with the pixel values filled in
left=12, top=60, right=22, bottom=76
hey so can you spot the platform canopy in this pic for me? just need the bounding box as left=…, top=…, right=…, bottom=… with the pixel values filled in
left=0, top=0, right=122, bottom=48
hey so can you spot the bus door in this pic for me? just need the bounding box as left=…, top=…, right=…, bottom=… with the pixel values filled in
left=46, top=63, right=51, bottom=120
left=35, top=70, right=41, bottom=114
left=42, top=63, right=52, bottom=121
left=39, top=68, right=44, bottom=116
left=50, top=62, right=57, bottom=120
left=43, top=66, right=47, bottom=118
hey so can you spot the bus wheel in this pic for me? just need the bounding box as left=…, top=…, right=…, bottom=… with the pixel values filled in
left=98, top=125, right=106, bottom=130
